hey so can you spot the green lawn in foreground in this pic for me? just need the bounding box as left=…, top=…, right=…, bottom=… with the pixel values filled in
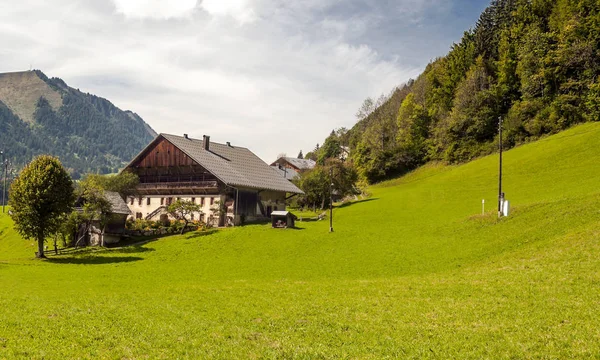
left=1, top=123, right=600, bottom=358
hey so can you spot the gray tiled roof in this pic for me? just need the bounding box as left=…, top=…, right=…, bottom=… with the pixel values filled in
left=105, top=191, right=132, bottom=215
left=276, top=157, right=316, bottom=170
left=271, top=165, right=299, bottom=180
left=157, top=134, right=303, bottom=194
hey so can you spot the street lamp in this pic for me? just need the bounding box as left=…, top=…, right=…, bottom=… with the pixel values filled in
left=498, top=116, right=504, bottom=218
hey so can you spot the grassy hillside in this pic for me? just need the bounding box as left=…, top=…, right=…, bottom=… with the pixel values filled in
left=0, top=71, right=63, bottom=123
left=1, top=123, right=599, bottom=358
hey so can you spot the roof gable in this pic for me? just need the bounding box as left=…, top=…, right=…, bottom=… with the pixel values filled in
left=105, top=191, right=132, bottom=215
left=74, top=191, right=131, bottom=216
left=274, top=157, right=316, bottom=170
left=271, top=165, right=299, bottom=180
left=129, top=134, right=303, bottom=194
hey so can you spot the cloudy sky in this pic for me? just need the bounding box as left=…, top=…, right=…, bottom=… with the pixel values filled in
left=0, top=0, right=489, bottom=161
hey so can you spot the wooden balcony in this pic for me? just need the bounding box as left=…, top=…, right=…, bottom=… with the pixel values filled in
left=136, top=181, right=219, bottom=195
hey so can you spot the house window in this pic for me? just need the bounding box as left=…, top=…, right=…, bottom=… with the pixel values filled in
left=136, top=212, right=142, bottom=219
left=210, top=197, right=215, bottom=205
left=191, top=197, right=195, bottom=203
left=160, top=198, right=164, bottom=205
left=130, top=197, right=134, bottom=205
left=147, top=198, right=151, bottom=205
left=138, top=197, right=142, bottom=206
left=201, top=198, right=205, bottom=206
left=177, top=197, right=181, bottom=201
left=191, top=213, right=195, bottom=220
left=167, top=197, right=173, bottom=205
left=200, top=213, right=205, bottom=222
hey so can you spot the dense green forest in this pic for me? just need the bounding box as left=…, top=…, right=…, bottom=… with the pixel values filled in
left=0, top=70, right=156, bottom=179
left=308, top=0, right=599, bottom=183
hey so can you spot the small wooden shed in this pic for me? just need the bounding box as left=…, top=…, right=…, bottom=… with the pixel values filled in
left=271, top=210, right=296, bottom=228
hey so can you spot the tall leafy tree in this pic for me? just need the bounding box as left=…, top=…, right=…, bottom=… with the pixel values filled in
left=9, top=155, right=74, bottom=258
left=71, top=176, right=113, bottom=247
left=396, top=93, right=431, bottom=167
left=317, top=131, right=342, bottom=165
left=294, top=160, right=358, bottom=210
left=79, top=172, right=139, bottom=200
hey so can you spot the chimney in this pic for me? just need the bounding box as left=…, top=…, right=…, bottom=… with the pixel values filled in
left=184, top=134, right=188, bottom=139
left=226, top=141, right=231, bottom=147
left=203, top=135, right=210, bottom=150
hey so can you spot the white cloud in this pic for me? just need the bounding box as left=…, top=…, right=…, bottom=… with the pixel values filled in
left=0, top=0, right=476, bottom=161
left=200, top=0, right=257, bottom=24
left=113, top=0, right=197, bottom=19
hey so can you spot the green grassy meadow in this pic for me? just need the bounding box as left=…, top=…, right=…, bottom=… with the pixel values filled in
left=1, top=123, right=600, bottom=358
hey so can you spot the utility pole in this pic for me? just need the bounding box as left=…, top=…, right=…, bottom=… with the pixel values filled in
left=329, top=167, right=334, bottom=232
left=1, top=151, right=7, bottom=213
left=498, top=117, right=504, bottom=218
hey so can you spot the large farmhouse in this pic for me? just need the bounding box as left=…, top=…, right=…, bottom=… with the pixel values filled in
left=124, top=134, right=303, bottom=226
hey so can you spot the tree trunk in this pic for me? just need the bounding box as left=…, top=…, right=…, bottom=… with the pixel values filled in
left=36, top=234, right=46, bottom=258
left=75, top=222, right=90, bottom=248
left=180, top=220, right=188, bottom=235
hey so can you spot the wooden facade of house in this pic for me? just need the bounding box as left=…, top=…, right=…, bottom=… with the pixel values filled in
left=129, top=138, right=221, bottom=195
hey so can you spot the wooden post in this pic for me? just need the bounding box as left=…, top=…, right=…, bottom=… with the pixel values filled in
left=329, top=167, right=334, bottom=233
left=498, top=116, right=503, bottom=218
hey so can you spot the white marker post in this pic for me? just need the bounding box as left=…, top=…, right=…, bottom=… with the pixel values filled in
left=482, top=199, right=485, bottom=215
left=502, top=200, right=510, bottom=217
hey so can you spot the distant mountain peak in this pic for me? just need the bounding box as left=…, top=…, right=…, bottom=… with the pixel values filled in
left=0, top=69, right=157, bottom=176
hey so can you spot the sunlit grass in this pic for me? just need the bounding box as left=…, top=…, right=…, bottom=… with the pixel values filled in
left=1, top=123, right=600, bottom=358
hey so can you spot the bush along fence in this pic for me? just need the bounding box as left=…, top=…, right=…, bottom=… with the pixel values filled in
left=125, top=218, right=207, bottom=237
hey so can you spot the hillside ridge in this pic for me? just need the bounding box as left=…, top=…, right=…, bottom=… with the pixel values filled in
left=0, top=69, right=157, bottom=177
left=0, top=70, right=62, bottom=123
left=308, top=0, right=600, bottom=184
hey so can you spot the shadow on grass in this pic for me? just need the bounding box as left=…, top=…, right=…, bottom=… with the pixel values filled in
left=336, top=198, right=379, bottom=209
left=47, top=256, right=143, bottom=265
left=108, top=245, right=156, bottom=254
left=185, top=229, right=219, bottom=239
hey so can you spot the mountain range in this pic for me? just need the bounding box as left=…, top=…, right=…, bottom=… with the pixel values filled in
left=0, top=70, right=156, bottom=178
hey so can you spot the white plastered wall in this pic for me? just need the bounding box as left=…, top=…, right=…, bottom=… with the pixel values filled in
left=127, top=195, right=225, bottom=225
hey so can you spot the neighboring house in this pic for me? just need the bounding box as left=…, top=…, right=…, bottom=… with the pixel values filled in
left=270, top=157, right=316, bottom=172
left=123, top=134, right=303, bottom=226
left=271, top=164, right=299, bottom=181
left=340, top=146, right=350, bottom=161
left=75, top=191, right=131, bottom=246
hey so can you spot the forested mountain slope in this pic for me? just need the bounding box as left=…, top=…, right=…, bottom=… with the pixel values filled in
left=0, top=70, right=156, bottom=178
left=318, top=0, right=599, bottom=183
